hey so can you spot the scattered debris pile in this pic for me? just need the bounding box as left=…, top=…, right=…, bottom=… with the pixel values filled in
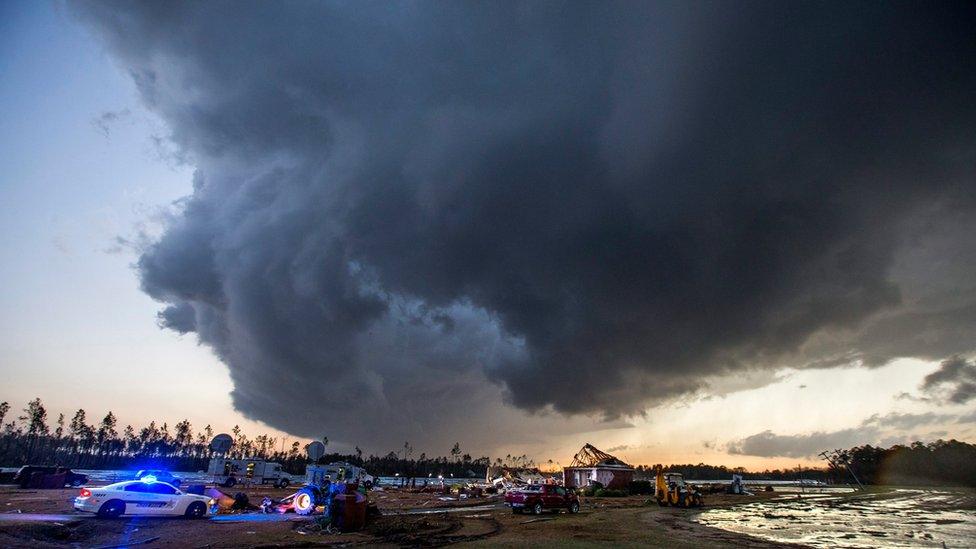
left=726, top=474, right=753, bottom=495
left=205, top=487, right=255, bottom=512
left=487, top=467, right=558, bottom=491
left=274, top=481, right=371, bottom=532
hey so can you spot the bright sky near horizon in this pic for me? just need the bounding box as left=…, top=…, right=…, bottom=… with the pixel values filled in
left=0, top=2, right=289, bottom=442
left=1, top=2, right=974, bottom=471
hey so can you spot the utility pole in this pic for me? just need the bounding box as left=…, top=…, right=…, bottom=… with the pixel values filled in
left=797, top=463, right=804, bottom=493
left=818, top=450, right=863, bottom=490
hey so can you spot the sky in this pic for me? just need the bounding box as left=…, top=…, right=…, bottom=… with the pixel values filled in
left=1, top=1, right=974, bottom=470
left=0, top=1, right=286, bottom=441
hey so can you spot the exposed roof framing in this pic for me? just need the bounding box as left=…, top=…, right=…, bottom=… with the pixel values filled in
left=568, top=443, right=631, bottom=468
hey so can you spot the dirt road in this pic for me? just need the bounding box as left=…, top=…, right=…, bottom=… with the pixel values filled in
left=0, top=485, right=794, bottom=548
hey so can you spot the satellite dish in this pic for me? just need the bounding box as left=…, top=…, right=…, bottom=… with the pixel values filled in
left=307, top=441, right=326, bottom=461
left=210, top=433, right=233, bottom=453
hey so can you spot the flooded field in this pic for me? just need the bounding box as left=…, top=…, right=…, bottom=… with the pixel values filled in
left=696, top=487, right=976, bottom=548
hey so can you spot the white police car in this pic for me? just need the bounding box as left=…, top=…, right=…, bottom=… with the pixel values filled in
left=74, top=479, right=213, bottom=518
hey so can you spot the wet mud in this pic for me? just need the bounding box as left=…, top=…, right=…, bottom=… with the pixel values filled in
left=696, top=488, right=976, bottom=548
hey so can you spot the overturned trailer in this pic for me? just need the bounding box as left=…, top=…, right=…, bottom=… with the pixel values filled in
left=563, top=443, right=634, bottom=490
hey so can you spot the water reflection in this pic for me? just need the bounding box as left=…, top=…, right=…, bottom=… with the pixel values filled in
left=696, top=488, right=976, bottom=548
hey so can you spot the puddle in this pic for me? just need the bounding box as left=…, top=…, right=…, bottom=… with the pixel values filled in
left=695, top=488, right=976, bottom=548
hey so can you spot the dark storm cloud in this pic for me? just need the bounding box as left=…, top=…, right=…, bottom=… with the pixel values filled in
left=72, top=1, right=976, bottom=449
left=157, top=302, right=196, bottom=335
left=921, top=357, right=976, bottom=404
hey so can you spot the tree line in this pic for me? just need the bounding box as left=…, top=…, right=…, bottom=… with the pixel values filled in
left=3, top=398, right=973, bottom=485
left=0, top=398, right=506, bottom=477
left=0, top=398, right=303, bottom=472
left=834, top=439, right=976, bottom=486
left=635, top=463, right=836, bottom=483
left=640, top=439, right=976, bottom=487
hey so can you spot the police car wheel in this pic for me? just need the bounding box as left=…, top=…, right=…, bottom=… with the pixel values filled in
left=185, top=501, right=207, bottom=518
left=97, top=500, right=125, bottom=519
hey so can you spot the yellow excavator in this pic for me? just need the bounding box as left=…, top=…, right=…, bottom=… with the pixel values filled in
left=655, top=465, right=704, bottom=507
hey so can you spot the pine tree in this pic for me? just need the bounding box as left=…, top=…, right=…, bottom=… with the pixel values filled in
left=69, top=409, right=88, bottom=440
left=97, top=412, right=118, bottom=444
left=20, top=398, right=49, bottom=463
left=174, top=420, right=193, bottom=454
left=124, top=425, right=136, bottom=455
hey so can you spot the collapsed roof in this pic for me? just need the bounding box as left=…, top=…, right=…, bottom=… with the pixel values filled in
left=568, top=443, right=633, bottom=469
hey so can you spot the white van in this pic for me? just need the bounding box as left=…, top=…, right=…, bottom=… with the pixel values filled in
left=207, top=458, right=291, bottom=488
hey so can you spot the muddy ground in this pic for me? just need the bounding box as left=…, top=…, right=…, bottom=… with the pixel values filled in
left=0, top=484, right=795, bottom=548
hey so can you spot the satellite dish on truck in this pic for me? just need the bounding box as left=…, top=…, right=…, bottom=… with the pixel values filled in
left=307, top=441, right=326, bottom=461
left=210, top=433, right=233, bottom=454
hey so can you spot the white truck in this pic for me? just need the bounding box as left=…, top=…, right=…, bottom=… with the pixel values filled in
left=207, top=458, right=292, bottom=488
left=305, top=462, right=374, bottom=488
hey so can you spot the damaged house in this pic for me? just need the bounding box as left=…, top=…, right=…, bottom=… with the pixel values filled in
left=563, top=443, right=634, bottom=490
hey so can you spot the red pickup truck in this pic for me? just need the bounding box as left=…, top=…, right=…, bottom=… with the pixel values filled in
left=505, top=484, right=580, bottom=515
